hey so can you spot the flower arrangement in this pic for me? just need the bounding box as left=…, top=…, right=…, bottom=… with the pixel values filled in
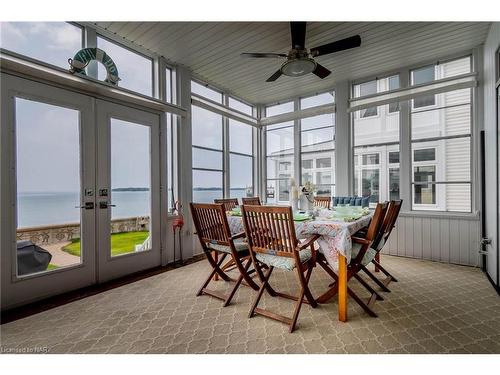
left=300, top=181, right=316, bottom=203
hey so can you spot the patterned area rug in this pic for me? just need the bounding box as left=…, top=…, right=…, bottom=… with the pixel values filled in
left=1, top=255, right=499, bottom=354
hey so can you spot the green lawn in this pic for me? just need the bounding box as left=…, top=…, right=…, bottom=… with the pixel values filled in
left=47, top=263, right=58, bottom=270
left=63, top=231, right=150, bottom=257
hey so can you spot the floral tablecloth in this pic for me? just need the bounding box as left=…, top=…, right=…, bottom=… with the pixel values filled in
left=226, top=213, right=372, bottom=268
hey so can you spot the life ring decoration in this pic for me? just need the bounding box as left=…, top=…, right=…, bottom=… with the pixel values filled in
left=68, top=48, right=120, bottom=85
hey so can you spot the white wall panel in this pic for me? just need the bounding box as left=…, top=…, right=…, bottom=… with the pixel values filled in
left=383, top=214, right=480, bottom=266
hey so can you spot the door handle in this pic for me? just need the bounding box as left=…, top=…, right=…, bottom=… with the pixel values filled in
left=99, top=201, right=116, bottom=209
left=75, top=202, right=94, bottom=209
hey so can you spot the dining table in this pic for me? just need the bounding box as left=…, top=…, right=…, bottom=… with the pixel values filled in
left=226, top=208, right=373, bottom=322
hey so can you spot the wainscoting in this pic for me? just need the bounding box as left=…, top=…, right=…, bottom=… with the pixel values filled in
left=383, top=213, right=481, bottom=267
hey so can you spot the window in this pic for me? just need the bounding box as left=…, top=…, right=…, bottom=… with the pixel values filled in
left=362, top=154, right=380, bottom=165
left=411, top=56, right=471, bottom=110
left=411, top=61, right=472, bottom=214
left=191, top=82, right=254, bottom=203
left=229, top=120, right=254, bottom=198
left=353, top=94, right=400, bottom=204
left=191, top=81, right=223, bottom=103
left=192, top=106, right=223, bottom=203
left=266, top=122, right=294, bottom=203
left=97, top=36, right=153, bottom=96
left=266, top=101, right=294, bottom=117
left=0, top=22, right=82, bottom=69
left=229, top=97, right=253, bottom=116
left=357, top=81, right=378, bottom=118
left=412, top=65, right=436, bottom=108
left=165, top=67, right=173, bottom=103
left=300, top=92, right=335, bottom=109
left=388, top=76, right=400, bottom=113
left=299, top=93, right=336, bottom=198
left=389, top=151, right=400, bottom=164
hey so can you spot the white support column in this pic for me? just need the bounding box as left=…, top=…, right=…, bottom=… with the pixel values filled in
left=83, top=26, right=98, bottom=79
left=175, top=65, right=194, bottom=260
left=334, top=80, right=352, bottom=196
left=293, top=98, right=301, bottom=187
left=258, top=105, right=268, bottom=202
left=253, top=105, right=261, bottom=199
left=399, top=68, right=412, bottom=212
left=223, top=95, right=230, bottom=198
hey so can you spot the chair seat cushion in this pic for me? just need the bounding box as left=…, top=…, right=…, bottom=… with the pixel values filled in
left=207, top=240, right=248, bottom=254
left=350, top=240, right=384, bottom=266
left=256, top=249, right=311, bottom=271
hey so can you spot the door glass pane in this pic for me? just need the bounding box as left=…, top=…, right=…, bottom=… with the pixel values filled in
left=15, top=98, right=82, bottom=276
left=110, top=119, right=151, bottom=256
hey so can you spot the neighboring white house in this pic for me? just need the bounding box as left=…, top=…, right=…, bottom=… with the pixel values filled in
left=266, top=56, right=472, bottom=212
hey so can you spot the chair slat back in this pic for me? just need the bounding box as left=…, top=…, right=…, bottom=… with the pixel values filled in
left=241, top=205, right=298, bottom=258
left=381, top=199, right=403, bottom=242
left=214, top=198, right=239, bottom=211
left=365, top=201, right=389, bottom=241
left=241, top=197, right=261, bottom=205
left=190, top=203, right=231, bottom=246
left=314, top=196, right=331, bottom=209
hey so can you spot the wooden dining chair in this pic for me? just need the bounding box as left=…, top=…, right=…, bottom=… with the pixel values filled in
left=360, top=200, right=403, bottom=292
left=190, top=203, right=259, bottom=306
left=314, top=196, right=331, bottom=209
left=213, top=198, right=239, bottom=211
left=241, top=205, right=319, bottom=333
left=241, top=196, right=261, bottom=205
left=316, top=201, right=389, bottom=317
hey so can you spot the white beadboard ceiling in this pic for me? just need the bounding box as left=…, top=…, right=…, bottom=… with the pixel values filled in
left=92, top=22, right=491, bottom=105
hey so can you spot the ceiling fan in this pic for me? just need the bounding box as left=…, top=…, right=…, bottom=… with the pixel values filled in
left=241, top=22, right=361, bottom=82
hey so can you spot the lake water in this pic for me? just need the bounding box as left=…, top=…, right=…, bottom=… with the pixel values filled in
left=18, top=189, right=248, bottom=228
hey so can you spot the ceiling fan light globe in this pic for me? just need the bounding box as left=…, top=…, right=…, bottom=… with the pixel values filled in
left=281, top=58, right=316, bottom=77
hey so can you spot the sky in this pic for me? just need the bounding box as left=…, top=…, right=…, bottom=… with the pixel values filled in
left=1, top=22, right=155, bottom=193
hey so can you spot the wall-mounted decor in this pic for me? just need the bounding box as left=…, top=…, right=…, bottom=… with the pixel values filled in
left=68, top=47, right=120, bottom=85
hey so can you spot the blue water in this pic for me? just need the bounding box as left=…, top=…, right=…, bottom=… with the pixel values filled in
left=17, top=191, right=151, bottom=228
left=17, top=189, right=249, bottom=227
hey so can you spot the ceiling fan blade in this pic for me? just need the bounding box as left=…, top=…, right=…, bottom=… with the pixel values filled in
left=310, top=35, right=361, bottom=57
left=312, top=63, right=331, bottom=79
left=266, top=69, right=283, bottom=82
left=290, top=22, right=307, bottom=49
left=241, top=52, right=287, bottom=58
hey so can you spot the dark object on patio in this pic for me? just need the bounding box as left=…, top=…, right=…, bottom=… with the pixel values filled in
left=333, top=196, right=370, bottom=207
left=241, top=197, right=261, bottom=205
left=17, top=240, right=52, bottom=276
left=190, top=203, right=259, bottom=306
left=241, top=204, right=319, bottom=333
left=213, top=198, right=239, bottom=211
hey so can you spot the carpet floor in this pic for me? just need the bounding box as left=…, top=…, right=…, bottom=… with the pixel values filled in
left=1, top=255, right=499, bottom=354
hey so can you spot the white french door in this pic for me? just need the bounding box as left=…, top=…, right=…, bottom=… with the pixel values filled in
left=95, top=100, right=161, bottom=282
left=1, top=75, right=163, bottom=310
left=1, top=74, right=96, bottom=309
